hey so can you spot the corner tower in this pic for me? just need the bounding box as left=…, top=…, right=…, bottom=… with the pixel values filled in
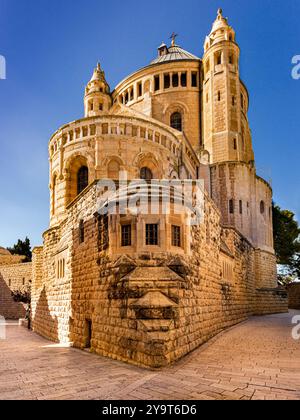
left=202, top=9, right=254, bottom=164
left=84, top=63, right=112, bottom=117
left=204, top=9, right=275, bottom=264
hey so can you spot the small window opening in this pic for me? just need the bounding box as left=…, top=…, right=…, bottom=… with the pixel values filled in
left=172, top=225, right=181, bottom=247
left=121, top=225, right=132, bottom=247
left=154, top=75, right=160, bottom=91
left=146, top=224, right=159, bottom=246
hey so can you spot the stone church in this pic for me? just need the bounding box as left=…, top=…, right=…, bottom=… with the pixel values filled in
left=31, top=9, right=288, bottom=368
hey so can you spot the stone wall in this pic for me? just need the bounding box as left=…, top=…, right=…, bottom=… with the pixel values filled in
left=254, top=250, right=277, bottom=289
left=49, top=111, right=198, bottom=228
left=0, top=262, right=32, bottom=319
left=255, top=288, right=288, bottom=315
left=210, top=162, right=274, bottom=253
left=287, top=283, right=300, bottom=310
left=113, top=60, right=202, bottom=150
left=0, top=254, right=25, bottom=266
left=31, top=183, right=288, bottom=368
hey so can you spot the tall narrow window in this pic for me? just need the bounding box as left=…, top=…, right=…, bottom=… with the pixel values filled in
left=84, top=319, right=92, bottom=349
left=191, top=72, right=198, bottom=87
left=181, top=72, right=187, bottom=87
left=239, top=200, right=243, bottom=214
left=130, top=87, right=134, bottom=101
left=138, top=82, right=142, bottom=97
left=121, top=225, right=132, bottom=247
left=206, top=60, right=210, bottom=74
left=232, top=96, right=235, bottom=106
left=241, top=128, right=245, bottom=151
left=52, top=175, right=57, bottom=216
left=218, top=91, right=221, bottom=101
left=79, top=220, right=85, bottom=244
left=229, top=199, right=234, bottom=214
left=164, top=74, right=170, bottom=89
left=233, top=138, right=237, bottom=150
left=77, top=166, right=88, bottom=195
left=172, top=73, right=179, bottom=87
left=146, top=224, right=159, bottom=246
left=260, top=201, right=265, bottom=214
left=172, top=225, right=181, bottom=247
left=154, top=75, right=160, bottom=91
left=140, top=167, right=153, bottom=181
left=216, top=51, right=222, bottom=65
left=170, top=112, right=182, bottom=131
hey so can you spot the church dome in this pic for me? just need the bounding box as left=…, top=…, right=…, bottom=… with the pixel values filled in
left=151, top=43, right=200, bottom=65
left=0, top=247, right=11, bottom=256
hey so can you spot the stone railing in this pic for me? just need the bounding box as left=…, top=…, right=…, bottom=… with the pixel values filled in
left=49, top=115, right=199, bottom=169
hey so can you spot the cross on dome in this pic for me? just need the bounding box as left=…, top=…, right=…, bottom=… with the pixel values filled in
left=170, top=32, right=178, bottom=47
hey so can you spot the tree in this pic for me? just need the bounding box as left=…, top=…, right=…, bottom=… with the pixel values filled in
left=7, top=237, right=32, bottom=262
left=273, top=204, right=300, bottom=266
left=11, top=288, right=31, bottom=305
left=291, top=253, right=300, bottom=278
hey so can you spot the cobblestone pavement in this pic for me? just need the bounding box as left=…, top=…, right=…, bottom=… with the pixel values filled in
left=0, top=311, right=299, bottom=400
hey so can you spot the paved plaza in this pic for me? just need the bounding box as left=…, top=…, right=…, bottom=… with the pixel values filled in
left=0, top=311, right=299, bottom=400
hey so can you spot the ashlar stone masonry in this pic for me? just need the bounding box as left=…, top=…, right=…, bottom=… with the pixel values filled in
left=31, top=9, right=288, bottom=368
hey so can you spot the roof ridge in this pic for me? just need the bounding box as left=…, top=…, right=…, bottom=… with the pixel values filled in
left=151, top=44, right=200, bottom=64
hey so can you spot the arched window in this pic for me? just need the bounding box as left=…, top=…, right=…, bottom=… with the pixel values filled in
left=140, top=167, right=153, bottom=181
left=108, top=160, right=120, bottom=179
left=77, top=166, right=88, bottom=195
left=215, top=51, right=222, bottom=65
left=170, top=112, right=182, bottom=131
left=260, top=201, right=265, bottom=214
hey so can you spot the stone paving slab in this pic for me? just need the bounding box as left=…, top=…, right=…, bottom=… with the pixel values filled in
left=0, top=311, right=299, bottom=400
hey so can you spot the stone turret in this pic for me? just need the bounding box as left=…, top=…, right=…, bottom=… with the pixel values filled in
left=204, top=10, right=273, bottom=254
left=202, top=9, right=254, bottom=164
left=84, top=63, right=112, bottom=117
left=204, top=8, right=236, bottom=47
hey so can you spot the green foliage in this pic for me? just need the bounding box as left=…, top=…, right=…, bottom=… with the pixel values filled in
left=11, top=289, right=31, bottom=305
left=277, top=273, right=295, bottom=286
left=7, top=237, right=32, bottom=262
left=291, top=253, right=300, bottom=278
left=273, top=204, right=300, bottom=266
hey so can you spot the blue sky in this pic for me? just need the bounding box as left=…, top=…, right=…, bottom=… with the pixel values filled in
left=0, top=0, right=299, bottom=248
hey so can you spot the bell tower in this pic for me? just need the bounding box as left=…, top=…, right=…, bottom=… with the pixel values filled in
left=84, top=63, right=112, bottom=117
left=202, top=9, right=254, bottom=164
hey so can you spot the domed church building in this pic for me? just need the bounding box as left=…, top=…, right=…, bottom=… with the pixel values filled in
left=31, top=10, right=288, bottom=368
